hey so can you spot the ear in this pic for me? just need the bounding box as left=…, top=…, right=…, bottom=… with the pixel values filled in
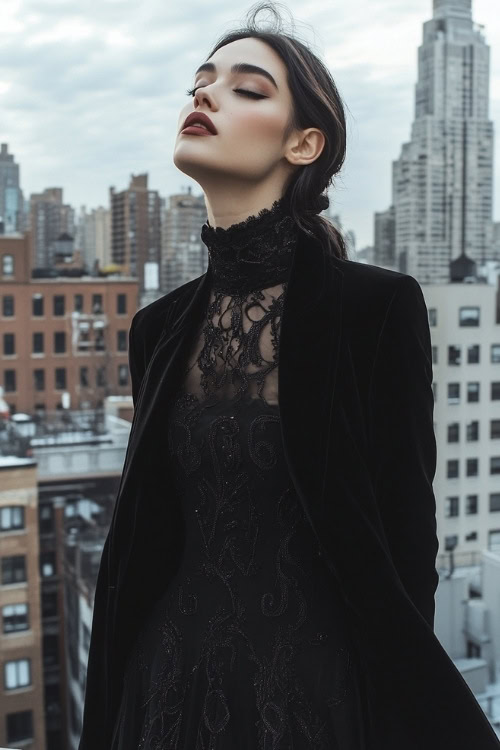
left=285, top=127, right=325, bottom=167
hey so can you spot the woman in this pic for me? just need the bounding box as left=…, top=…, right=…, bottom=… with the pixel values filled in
left=79, top=3, right=500, bottom=749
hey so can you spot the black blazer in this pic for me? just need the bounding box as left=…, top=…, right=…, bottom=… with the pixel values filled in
left=79, top=225, right=500, bottom=749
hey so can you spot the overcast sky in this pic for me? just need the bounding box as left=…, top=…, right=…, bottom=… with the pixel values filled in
left=1, top=0, right=499, bottom=249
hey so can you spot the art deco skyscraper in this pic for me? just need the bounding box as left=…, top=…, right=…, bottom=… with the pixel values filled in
left=389, top=0, right=494, bottom=282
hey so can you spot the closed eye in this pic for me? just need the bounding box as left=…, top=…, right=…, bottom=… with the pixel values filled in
left=185, top=86, right=267, bottom=100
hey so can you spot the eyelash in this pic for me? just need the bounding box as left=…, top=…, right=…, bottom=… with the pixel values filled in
left=185, top=86, right=266, bottom=100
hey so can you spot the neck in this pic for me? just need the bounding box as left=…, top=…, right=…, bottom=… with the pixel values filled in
left=201, top=194, right=298, bottom=297
left=202, top=183, right=290, bottom=230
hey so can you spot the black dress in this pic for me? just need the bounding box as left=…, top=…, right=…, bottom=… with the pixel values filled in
left=111, top=198, right=370, bottom=749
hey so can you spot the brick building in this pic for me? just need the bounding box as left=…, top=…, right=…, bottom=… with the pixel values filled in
left=0, top=232, right=138, bottom=413
left=0, top=457, right=46, bottom=749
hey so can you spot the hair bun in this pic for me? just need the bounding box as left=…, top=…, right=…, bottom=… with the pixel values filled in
left=305, top=193, right=329, bottom=215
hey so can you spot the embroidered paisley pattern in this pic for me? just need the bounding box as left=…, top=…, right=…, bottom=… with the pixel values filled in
left=111, top=196, right=368, bottom=750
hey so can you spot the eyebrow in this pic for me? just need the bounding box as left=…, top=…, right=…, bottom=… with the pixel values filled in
left=194, top=62, right=279, bottom=90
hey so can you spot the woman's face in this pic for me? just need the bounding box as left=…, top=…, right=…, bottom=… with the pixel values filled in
left=173, top=37, right=298, bottom=189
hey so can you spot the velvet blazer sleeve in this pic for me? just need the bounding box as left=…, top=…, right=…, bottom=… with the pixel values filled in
left=368, top=274, right=439, bottom=631
left=128, top=313, right=145, bottom=408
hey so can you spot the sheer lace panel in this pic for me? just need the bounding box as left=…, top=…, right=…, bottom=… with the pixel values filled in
left=178, top=195, right=299, bottom=408
left=181, top=281, right=287, bottom=406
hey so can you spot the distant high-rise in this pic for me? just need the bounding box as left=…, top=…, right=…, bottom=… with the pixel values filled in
left=374, top=205, right=396, bottom=268
left=0, top=143, right=24, bottom=235
left=76, top=205, right=111, bottom=271
left=385, top=0, right=494, bottom=282
left=110, top=174, right=161, bottom=292
left=161, top=188, right=208, bottom=295
left=29, top=188, right=75, bottom=268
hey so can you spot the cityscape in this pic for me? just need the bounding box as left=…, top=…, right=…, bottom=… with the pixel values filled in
left=2, top=0, right=500, bottom=747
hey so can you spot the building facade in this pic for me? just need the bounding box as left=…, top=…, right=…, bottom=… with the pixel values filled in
left=110, top=173, right=161, bottom=292
left=0, top=233, right=138, bottom=413
left=0, top=143, right=25, bottom=236
left=161, top=188, right=208, bottom=295
left=0, top=457, right=46, bottom=750
left=380, top=0, right=494, bottom=282
left=424, top=272, right=500, bottom=564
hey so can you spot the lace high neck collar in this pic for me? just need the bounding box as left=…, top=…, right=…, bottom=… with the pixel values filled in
left=201, top=195, right=299, bottom=296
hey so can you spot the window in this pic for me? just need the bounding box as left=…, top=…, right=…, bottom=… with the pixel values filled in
left=459, top=306, right=480, bottom=326
left=489, top=530, right=500, bottom=554
left=491, top=420, right=500, bottom=439
left=490, top=493, right=500, bottom=512
left=428, top=308, right=437, bottom=326
left=53, top=294, right=65, bottom=316
left=43, top=633, right=59, bottom=667
left=55, top=368, right=67, bottom=390
left=1, top=555, right=26, bottom=584
left=80, top=366, right=89, bottom=387
left=448, top=383, right=460, bottom=404
left=117, top=364, right=128, bottom=387
left=2, top=254, right=14, bottom=276
left=444, top=535, right=458, bottom=551
left=78, top=325, right=90, bottom=351
left=6, top=710, right=33, bottom=745
left=39, top=505, right=54, bottom=533
left=34, top=369, right=45, bottom=391
left=40, top=550, right=56, bottom=577
left=468, top=344, right=479, bottom=363
left=95, top=328, right=105, bottom=351
left=33, top=332, right=44, bottom=354
left=117, top=330, right=127, bottom=351
left=41, top=591, right=58, bottom=618
left=448, top=345, right=461, bottom=365
left=4, top=658, right=31, bottom=689
left=492, top=383, right=500, bottom=400
left=465, top=531, right=477, bottom=542
left=96, top=366, right=106, bottom=387
left=2, top=603, right=29, bottom=634
left=445, top=496, right=459, bottom=517
left=467, top=382, right=479, bottom=402
left=466, top=458, right=478, bottom=477
left=491, top=344, right=500, bottom=363
left=32, top=293, right=44, bottom=316
left=117, top=293, right=127, bottom=314
left=2, top=295, right=14, bottom=316
left=466, top=421, right=479, bottom=441
left=3, top=333, right=15, bottom=355
left=448, top=423, right=459, bottom=442
left=54, top=331, right=66, bottom=354
left=4, top=369, right=16, bottom=392
left=466, top=495, right=478, bottom=514
left=447, top=460, right=459, bottom=479
left=92, top=293, right=103, bottom=313
left=0, top=506, right=25, bottom=531
left=74, top=293, right=84, bottom=313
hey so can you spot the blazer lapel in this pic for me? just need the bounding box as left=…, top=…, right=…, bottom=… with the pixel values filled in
left=279, top=229, right=344, bottom=542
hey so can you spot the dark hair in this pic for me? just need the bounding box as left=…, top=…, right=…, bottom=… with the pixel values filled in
left=203, top=1, right=350, bottom=260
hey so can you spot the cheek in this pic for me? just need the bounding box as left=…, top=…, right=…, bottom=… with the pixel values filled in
left=231, top=109, right=286, bottom=142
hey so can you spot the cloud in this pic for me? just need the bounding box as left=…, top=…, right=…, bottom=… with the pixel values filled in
left=0, top=0, right=499, bottom=248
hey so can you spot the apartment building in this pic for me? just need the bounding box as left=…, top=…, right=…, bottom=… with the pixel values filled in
left=0, top=232, right=138, bottom=413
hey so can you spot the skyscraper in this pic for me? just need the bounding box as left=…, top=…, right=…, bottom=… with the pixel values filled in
left=0, top=143, right=24, bottom=235
left=109, top=174, right=161, bottom=293
left=386, top=0, right=494, bottom=282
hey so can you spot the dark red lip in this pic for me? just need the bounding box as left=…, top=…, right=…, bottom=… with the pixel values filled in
left=181, top=111, right=217, bottom=134
left=181, top=126, right=215, bottom=136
